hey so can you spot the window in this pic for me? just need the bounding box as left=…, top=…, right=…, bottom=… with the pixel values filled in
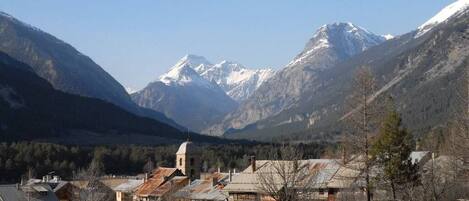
left=319, top=189, right=324, bottom=195
left=179, top=158, right=182, bottom=166
left=190, top=158, right=194, bottom=165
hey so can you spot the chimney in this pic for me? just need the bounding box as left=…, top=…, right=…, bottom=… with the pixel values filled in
left=342, top=146, right=347, bottom=164
left=217, top=167, right=220, bottom=173
left=250, top=156, right=256, bottom=172
left=229, top=170, right=232, bottom=182
left=16, top=183, right=19, bottom=190
left=212, top=177, right=218, bottom=186
left=233, top=169, right=236, bottom=174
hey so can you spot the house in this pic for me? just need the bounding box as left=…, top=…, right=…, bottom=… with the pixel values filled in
left=134, top=167, right=189, bottom=201
left=0, top=183, right=59, bottom=201
left=27, top=175, right=79, bottom=201
left=53, top=182, right=79, bottom=201
left=171, top=172, right=230, bottom=201
left=223, top=157, right=348, bottom=201
left=112, top=179, right=144, bottom=201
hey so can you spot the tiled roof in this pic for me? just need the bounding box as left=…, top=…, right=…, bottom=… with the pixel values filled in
left=135, top=167, right=181, bottom=197
left=150, top=176, right=189, bottom=197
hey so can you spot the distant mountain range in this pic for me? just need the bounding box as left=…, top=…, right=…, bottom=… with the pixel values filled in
left=2, top=0, right=468, bottom=143
left=131, top=55, right=274, bottom=132
left=192, top=57, right=275, bottom=102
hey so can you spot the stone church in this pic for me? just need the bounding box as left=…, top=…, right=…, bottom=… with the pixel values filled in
left=175, top=140, right=201, bottom=180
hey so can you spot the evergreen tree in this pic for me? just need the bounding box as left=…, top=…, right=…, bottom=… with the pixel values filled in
left=371, top=105, right=419, bottom=200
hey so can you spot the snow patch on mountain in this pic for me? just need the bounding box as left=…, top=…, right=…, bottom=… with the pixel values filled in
left=416, top=0, right=469, bottom=38
left=125, top=87, right=138, bottom=94
left=287, top=38, right=330, bottom=67
left=382, top=34, right=394, bottom=40
left=197, top=60, right=275, bottom=101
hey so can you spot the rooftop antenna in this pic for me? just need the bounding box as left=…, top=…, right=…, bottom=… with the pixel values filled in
left=187, top=128, right=191, bottom=142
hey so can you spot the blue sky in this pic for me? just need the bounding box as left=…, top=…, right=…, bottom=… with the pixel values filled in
left=0, top=0, right=453, bottom=91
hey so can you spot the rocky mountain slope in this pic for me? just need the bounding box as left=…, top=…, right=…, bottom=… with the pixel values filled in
left=0, top=12, right=182, bottom=129
left=207, top=22, right=387, bottom=136
left=220, top=0, right=469, bottom=141
left=0, top=51, right=226, bottom=145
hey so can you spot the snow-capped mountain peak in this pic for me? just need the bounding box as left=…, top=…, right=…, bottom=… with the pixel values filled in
left=172, top=54, right=212, bottom=72
left=159, top=63, right=213, bottom=88
left=416, top=0, right=469, bottom=38
left=156, top=54, right=275, bottom=101
left=287, top=22, right=385, bottom=68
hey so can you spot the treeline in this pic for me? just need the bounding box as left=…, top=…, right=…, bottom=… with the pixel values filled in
left=0, top=141, right=328, bottom=183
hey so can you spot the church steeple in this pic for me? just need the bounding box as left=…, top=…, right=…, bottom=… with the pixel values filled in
left=175, top=140, right=200, bottom=180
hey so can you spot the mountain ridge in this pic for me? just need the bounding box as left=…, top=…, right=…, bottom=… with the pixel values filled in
left=206, top=22, right=387, bottom=136
left=221, top=4, right=469, bottom=141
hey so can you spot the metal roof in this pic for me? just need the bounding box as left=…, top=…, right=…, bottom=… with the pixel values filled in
left=172, top=179, right=228, bottom=201
left=223, top=159, right=342, bottom=192
left=113, top=179, right=144, bottom=192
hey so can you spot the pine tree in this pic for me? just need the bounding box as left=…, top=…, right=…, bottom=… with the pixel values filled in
left=371, top=105, right=419, bottom=200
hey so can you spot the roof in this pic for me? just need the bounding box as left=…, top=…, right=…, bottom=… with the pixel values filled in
left=113, top=179, right=144, bottom=192
left=0, top=184, right=59, bottom=201
left=100, top=178, right=131, bottom=190
left=223, top=159, right=340, bottom=193
left=327, top=163, right=362, bottom=189
left=150, top=176, right=189, bottom=197
left=172, top=179, right=228, bottom=201
left=135, top=167, right=181, bottom=197
left=176, top=141, right=199, bottom=155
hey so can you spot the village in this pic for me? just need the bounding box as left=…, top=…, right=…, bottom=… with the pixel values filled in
left=0, top=139, right=465, bottom=201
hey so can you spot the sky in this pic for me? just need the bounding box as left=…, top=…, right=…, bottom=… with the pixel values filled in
left=0, top=0, right=454, bottom=91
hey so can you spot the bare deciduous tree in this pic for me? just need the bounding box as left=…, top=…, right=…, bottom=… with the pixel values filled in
left=73, top=157, right=111, bottom=201
left=256, top=145, right=318, bottom=201
left=341, top=67, right=380, bottom=201
left=451, top=65, right=469, bottom=172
